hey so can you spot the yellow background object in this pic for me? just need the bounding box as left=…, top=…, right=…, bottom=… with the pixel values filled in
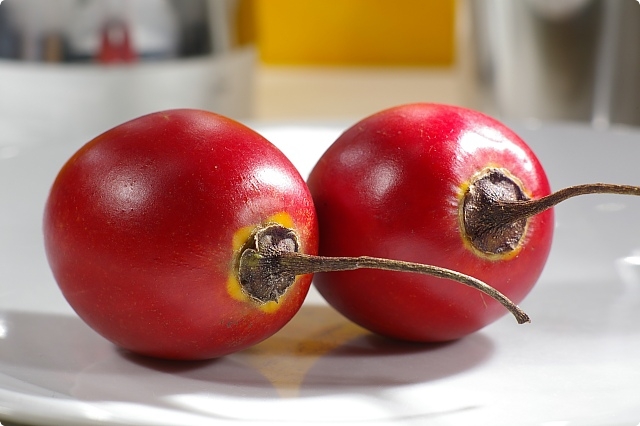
left=253, top=0, right=456, bottom=66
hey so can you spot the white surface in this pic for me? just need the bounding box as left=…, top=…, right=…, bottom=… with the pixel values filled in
left=0, top=47, right=255, bottom=141
left=2, top=122, right=640, bottom=425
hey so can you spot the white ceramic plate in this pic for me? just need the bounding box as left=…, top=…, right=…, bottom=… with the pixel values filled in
left=2, top=121, right=640, bottom=426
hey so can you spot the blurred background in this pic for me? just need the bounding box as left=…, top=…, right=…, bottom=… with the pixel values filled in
left=1, top=0, right=640, bottom=142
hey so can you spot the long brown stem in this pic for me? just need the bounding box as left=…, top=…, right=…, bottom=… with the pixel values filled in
left=463, top=170, right=640, bottom=256
left=496, top=183, right=640, bottom=227
left=237, top=223, right=530, bottom=325
left=280, top=252, right=530, bottom=324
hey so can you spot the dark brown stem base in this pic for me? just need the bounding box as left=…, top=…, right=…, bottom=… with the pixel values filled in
left=237, top=224, right=530, bottom=324
left=463, top=168, right=640, bottom=257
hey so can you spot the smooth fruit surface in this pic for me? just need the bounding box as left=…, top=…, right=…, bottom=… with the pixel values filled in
left=43, top=109, right=318, bottom=360
left=307, top=103, right=553, bottom=342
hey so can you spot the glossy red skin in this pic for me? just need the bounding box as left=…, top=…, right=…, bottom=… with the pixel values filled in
left=44, top=109, right=318, bottom=360
left=308, top=103, right=553, bottom=342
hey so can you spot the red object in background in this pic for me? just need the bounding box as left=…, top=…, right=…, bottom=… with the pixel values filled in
left=97, top=19, right=137, bottom=63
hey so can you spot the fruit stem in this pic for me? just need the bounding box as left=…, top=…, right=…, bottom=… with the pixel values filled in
left=282, top=252, right=530, bottom=324
left=495, top=183, right=640, bottom=227
left=463, top=171, right=640, bottom=256
left=238, top=224, right=530, bottom=324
